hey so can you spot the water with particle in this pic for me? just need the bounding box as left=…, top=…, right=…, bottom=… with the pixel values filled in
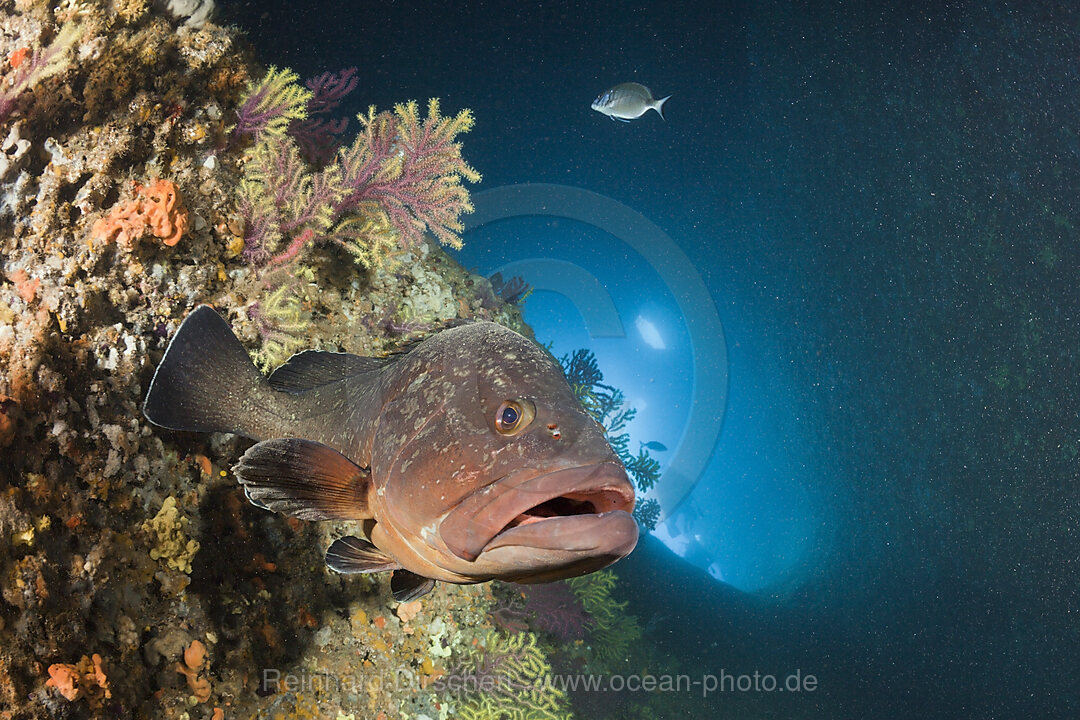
left=227, top=1, right=1078, bottom=717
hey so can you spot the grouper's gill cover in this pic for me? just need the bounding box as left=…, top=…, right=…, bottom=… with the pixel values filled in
left=143, top=305, right=638, bottom=601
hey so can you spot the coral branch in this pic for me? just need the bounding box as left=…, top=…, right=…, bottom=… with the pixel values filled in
left=305, top=67, right=359, bottom=113
left=291, top=68, right=359, bottom=165
left=566, top=570, right=642, bottom=670
left=489, top=272, right=532, bottom=305
left=236, top=136, right=339, bottom=265
left=0, top=23, right=80, bottom=124
left=524, top=582, right=593, bottom=642
left=337, top=99, right=481, bottom=250
left=560, top=348, right=662, bottom=529
left=449, top=631, right=572, bottom=720
left=267, top=227, right=317, bottom=268
left=233, top=66, right=312, bottom=140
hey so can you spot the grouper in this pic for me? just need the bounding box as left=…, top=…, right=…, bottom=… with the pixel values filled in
left=142, top=306, right=638, bottom=601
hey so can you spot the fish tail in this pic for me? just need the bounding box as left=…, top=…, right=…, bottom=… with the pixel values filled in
left=143, top=305, right=277, bottom=437
left=654, top=95, right=671, bottom=120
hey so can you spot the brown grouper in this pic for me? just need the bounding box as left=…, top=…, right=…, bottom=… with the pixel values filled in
left=142, top=306, right=637, bottom=601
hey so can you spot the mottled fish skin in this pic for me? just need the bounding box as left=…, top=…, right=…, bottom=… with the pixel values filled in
left=364, top=321, right=635, bottom=584
left=592, top=82, right=671, bottom=121
left=143, top=306, right=638, bottom=596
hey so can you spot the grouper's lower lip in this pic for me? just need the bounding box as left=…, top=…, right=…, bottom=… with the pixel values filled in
left=482, top=509, right=638, bottom=555
left=439, top=463, right=635, bottom=563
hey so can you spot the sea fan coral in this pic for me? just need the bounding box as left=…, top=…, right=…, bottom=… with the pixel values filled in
left=336, top=99, right=481, bottom=251
left=490, top=582, right=593, bottom=642
left=290, top=66, right=359, bottom=165
left=238, top=94, right=479, bottom=268
left=566, top=570, right=642, bottom=670
left=236, top=136, right=340, bottom=265
left=0, top=22, right=80, bottom=124
left=232, top=66, right=480, bottom=367
left=233, top=65, right=311, bottom=140
left=489, top=272, right=532, bottom=305
left=560, top=348, right=662, bottom=529
left=448, top=630, right=572, bottom=720
left=522, top=582, right=594, bottom=642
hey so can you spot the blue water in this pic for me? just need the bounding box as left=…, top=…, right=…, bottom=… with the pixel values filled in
left=238, top=0, right=1079, bottom=717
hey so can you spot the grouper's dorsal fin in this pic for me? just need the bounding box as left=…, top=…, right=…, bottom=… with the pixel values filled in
left=384, top=318, right=478, bottom=358
left=391, top=570, right=436, bottom=602
left=325, top=535, right=400, bottom=574
left=268, top=350, right=387, bottom=393
left=233, top=438, right=371, bottom=521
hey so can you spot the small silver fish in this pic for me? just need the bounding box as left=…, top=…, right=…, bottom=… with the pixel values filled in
left=591, top=82, right=671, bottom=122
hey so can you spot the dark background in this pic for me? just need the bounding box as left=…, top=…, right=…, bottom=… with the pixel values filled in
left=224, top=1, right=1080, bottom=717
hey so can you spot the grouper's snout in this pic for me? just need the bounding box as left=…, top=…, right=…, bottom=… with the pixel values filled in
left=438, top=462, right=637, bottom=575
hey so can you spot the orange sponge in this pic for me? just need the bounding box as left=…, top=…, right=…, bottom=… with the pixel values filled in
left=91, top=179, right=189, bottom=249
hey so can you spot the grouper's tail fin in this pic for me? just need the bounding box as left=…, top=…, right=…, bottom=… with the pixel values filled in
left=143, top=305, right=271, bottom=437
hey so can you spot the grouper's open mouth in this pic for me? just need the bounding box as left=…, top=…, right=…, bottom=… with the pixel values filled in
left=439, top=463, right=637, bottom=563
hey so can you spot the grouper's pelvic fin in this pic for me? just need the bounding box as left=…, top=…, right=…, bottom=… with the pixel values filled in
left=325, top=535, right=436, bottom=600
left=391, top=570, right=436, bottom=602
left=143, top=305, right=275, bottom=437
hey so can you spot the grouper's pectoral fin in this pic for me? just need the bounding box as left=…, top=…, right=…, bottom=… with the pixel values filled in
left=325, top=536, right=400, bottom=574
left=233, top=438, right=371, bottom=521
left=391, top=570, right=436, bottom=602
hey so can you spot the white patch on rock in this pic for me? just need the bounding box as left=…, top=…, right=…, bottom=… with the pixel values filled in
left=155, top=0, right=216, bottom=28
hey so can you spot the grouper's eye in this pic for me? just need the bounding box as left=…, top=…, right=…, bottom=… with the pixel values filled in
left=495, top=398, right=535, bottom=436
